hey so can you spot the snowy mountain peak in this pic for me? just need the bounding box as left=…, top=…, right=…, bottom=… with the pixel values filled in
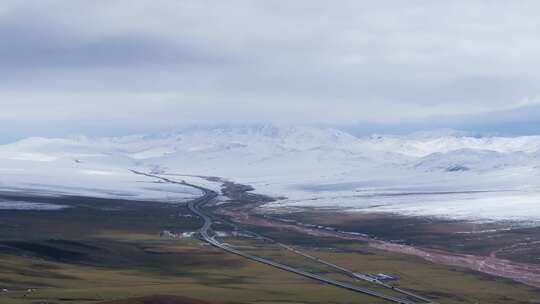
left=407, top=128, right=483, bottom=139
left=1, top=126, right=539, bottom=176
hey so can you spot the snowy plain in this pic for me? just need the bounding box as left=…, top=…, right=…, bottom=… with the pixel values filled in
left=0, top=125, right=539, bottom=224
left=0, top=199, right=69, bottom=210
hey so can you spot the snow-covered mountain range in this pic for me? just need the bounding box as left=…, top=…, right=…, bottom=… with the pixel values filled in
left=1, top=125, right=539, bottom=223
left=2, top=125, right=538, bottom=172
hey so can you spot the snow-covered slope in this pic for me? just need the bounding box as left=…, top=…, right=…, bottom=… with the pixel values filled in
left=3, top=125, right=538, bottom=165
left=412, top=149, right=533, bottom=172
left=0, top=125, right=539, bottom=222
left=363, top=131, right=540, bottom=157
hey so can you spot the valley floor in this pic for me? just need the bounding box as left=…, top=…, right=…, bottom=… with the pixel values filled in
left=1, top=177, right=540, bottom=304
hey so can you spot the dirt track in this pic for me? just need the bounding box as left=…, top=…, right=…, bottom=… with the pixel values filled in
left=218, top=206, right=540, bottom=288
left=371, top=242, right=540, bottom=288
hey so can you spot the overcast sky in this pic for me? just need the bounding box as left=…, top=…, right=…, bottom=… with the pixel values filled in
left=1, top=0, right=540, bottom=141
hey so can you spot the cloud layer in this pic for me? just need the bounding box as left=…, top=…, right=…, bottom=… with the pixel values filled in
left=1, top=1, right=539, bottom=138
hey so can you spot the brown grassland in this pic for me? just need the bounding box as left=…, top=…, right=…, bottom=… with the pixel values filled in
left=0, top=193, right=539, bottom=304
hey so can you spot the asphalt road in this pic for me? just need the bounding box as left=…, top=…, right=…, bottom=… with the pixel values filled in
left=277, top=243, right=432, bottom=303
left=186, top=187, right=418, bottom=304
left=130, top=170, right=421, bottom=304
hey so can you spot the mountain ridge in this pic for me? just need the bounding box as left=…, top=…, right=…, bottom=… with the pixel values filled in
left=1, top=125, right=539, bottom=174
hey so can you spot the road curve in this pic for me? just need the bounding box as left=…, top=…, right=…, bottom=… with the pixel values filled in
left=187, top=189, right=417, bottom=304
left=130, top=171, right=416, bottom=304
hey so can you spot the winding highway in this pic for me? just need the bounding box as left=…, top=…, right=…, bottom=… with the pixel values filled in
left=186, top=188, right=419, bottom=304
left=131, top=170, right=420, bottom=304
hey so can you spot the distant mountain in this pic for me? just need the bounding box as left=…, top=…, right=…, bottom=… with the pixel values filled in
left=1, top=125, right=539, bottom=176
left=407, top=128, right=483, bottom=139
left=412, top=149, right=533, bottom=172
left=2, top=125, right=540, bottom=222
left=361, top=132, right=540, bottom=157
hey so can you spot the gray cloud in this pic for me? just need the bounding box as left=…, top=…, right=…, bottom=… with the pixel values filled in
left=1, top=0, right=539, bottom=138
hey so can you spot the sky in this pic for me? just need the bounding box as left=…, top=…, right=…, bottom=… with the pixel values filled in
left=1, top=0, right=540, bottom=141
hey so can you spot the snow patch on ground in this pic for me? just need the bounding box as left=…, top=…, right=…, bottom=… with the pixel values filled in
left=0, top=200, right=68, bottom=210
left=0, top=125, right=539, bottom=222
left=0, top=159, right=201, bottom=202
